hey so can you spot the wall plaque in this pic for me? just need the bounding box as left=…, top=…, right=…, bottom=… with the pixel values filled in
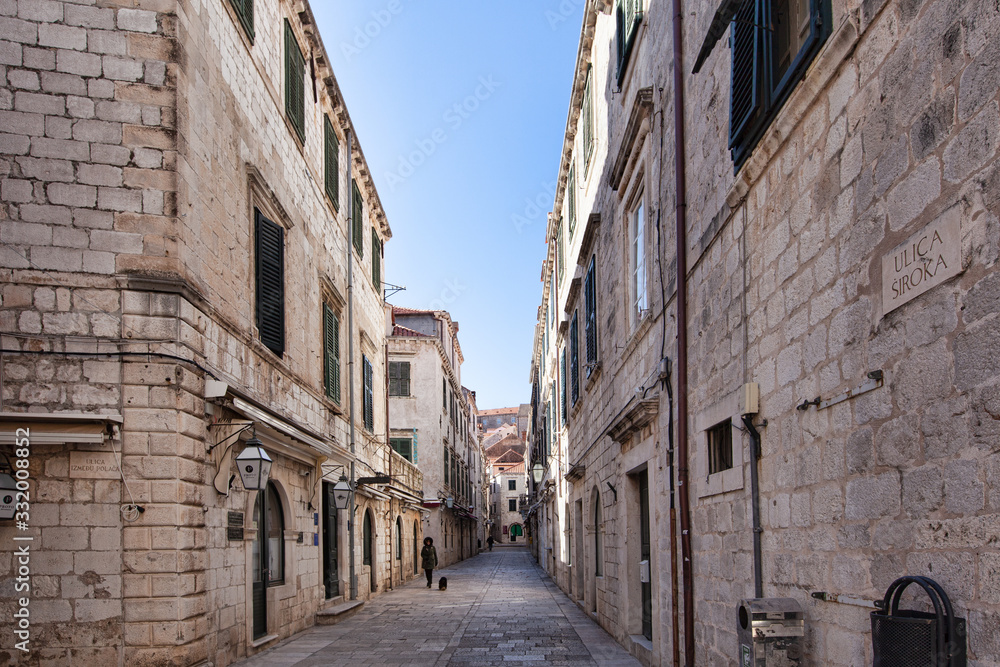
left=69, top=451, right=120, bottom=479
left=227, top=511, right=244, bottom=541
left=882, top=208, right=962, bottom=316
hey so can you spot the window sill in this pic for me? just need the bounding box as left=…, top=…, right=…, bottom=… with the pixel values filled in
left=585, top=362, right=602, bottom=392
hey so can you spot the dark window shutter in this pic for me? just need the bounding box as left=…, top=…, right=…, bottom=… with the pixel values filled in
left=582, top=67, right=594, bottom=170
left=556, top=223, right=564, bottom=283
left=229, top=0, right=254, bottom=42
left=324, top=116, right=339, bottom=209
left=585, top=255, right=597, bottom=369
left=323, top=303, right=340, bottom=403
left=570, top=311, right=580, bottom=404
left=352, top=181, right=363, bottom=257
left=371, top=227, right=381, bottom=292
left=729, top=0, right=760, bottom=149
left=400, top=361, right=410, bottom=396
left=568, top=165, right=576, bottom=236
left=255, top=210, right=284, bottom=356
left=363, top=356, right=374, bottom=431
left=560, top=349, right=567, bottom=426
left=284, top=20, right=305, bottom=142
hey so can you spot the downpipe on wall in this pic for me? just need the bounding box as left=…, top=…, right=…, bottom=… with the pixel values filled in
left=742, top=415, right=764, bottom=598
left=669, top=0, right=695, bottom=663
left=346, top=129, right=358, bottom=602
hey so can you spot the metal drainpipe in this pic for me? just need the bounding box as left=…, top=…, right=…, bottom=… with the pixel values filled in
left=742, top=415, right=764, bottom=598
left=670, top=0, right=695, bottom=663
left=346, top=129, right=358, bottom=601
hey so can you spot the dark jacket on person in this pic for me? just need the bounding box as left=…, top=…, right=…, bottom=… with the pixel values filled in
left=420, top=544, right=438, bottom=570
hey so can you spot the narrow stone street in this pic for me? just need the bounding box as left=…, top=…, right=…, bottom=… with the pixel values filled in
left=233, top=547, right=639, bottom=667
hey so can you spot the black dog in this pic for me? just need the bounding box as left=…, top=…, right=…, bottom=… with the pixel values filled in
left=438, top=577, right=448, bottom=591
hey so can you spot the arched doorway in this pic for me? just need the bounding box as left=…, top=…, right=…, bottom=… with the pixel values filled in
left=591, top=489, right=602, bottom=612
left=363, top=509, right=375, bottom=594
left=251, top=482, right=284, bottom=639
left=395, top=517, right=402, bottom=584
left=510, top=523, right=522, bottom=542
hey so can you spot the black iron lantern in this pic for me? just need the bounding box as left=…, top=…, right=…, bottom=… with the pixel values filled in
left=332, top=475, right=352, bottom=510
left=531, top=461, right=544, bottom=485
left=235, top=436, right=272, bottom=491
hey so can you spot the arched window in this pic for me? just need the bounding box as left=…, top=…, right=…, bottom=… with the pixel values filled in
left=253, top=482, right=285, bottom=585
left=396, top=517, right=402, bottom=560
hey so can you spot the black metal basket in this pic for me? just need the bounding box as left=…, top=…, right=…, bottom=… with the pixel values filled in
left=871, top=576, right=966, bottom=667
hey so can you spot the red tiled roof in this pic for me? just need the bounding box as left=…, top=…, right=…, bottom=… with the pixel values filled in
left=479, top=407, right=519, bottom=416
left=494, top=461, right=525, bottom=474
left=392, top=325, right=430, bottom=337
left=393, top=306, right=433, bottom=315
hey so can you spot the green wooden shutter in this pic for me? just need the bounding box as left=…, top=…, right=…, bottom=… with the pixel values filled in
left=570, top=311, right=580, bottom=404
left=371, top=227, right=381, bottom=292
left=284, top=20, right=305, bottom=143
left=583, top=67, right=594, bottom=170
left=323, top=303, right=340, bottom=403
left=560, top=349, right=567, bottom=426
left=585, top=255, right=597, bottom=369
left=228, top=0, right=254, bottom=42
left=255, top=209, right=284, bottom=356
left=556, top=222, right=564, bottom=283
left=400, top=361, right=410, bottom=396
left=729, top=0, right=760, bottom=149
left=324, top=116, right=339, bottom=209
left=363, top=356, right=374, bottom=431
left=568, top=165, right=576, bottom=235
left=352, top=181, right=363, bottom=257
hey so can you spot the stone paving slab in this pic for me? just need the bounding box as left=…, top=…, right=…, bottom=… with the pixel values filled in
left=232, top=548, right=638, bottom=667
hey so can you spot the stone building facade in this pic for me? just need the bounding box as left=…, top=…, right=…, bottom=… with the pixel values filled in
left=387, top=307, right=483, bottom=567
left=0, top=0, right=423, bottom=665
left=529, top=0, right=1000, bottom=665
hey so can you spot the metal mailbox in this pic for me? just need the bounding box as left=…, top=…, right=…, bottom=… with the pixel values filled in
left=737, top=598, right=804, bottom=667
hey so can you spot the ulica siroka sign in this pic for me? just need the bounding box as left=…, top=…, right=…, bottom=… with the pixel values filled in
left=881, top=209, right=962, bottom=316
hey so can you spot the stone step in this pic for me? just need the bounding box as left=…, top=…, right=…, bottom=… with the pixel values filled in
left=315, top=599, right=364, bottom=626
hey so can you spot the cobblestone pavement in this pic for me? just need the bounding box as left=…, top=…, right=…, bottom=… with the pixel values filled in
left=233, top=546, right=639, bottom=667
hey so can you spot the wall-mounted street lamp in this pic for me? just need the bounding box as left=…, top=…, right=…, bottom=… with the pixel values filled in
left=0, top=471, right=17, bottom=520
left=235, top=435, right=272, bottom=491
left=332, top=475, right=352, bottom=511
left=531, top=461, right=545, bottom=485
left=445, top=496, right=454, bottom=509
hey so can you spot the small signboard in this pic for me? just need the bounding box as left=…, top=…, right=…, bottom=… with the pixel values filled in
left=741, top=644, right=752, bottom=667
left=882, top=208, right=962, bottom=316
left=69, top=452, right=120, bottom=479
left=227, top=511, right=244, bottom=541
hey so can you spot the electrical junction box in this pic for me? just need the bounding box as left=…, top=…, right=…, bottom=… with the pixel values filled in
left=639, top=560, right=650, bottom=584
left=739, top=382, right=759, bottom=415
left=738, top=598, right=803, bottom=666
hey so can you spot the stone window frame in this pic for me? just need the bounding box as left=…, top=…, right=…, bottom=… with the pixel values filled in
left=622, top=169, right=649, bottom=334
left=319, top=278, right=345, bottom=409
left=695, top=389, right=745, bottom=498
left=508, top=498, right=518, bottom=512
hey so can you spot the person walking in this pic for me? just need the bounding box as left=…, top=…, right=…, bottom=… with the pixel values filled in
left=487, top=535, right=494, bottom=551
left=420, top=537, right=438, bottom=588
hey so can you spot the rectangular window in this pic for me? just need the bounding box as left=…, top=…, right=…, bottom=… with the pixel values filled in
left=729, top=0, right=828, bottom=167
left=508, top=499, right=518, bottom=512
left=324, top=116, right=339, bottom=209
left=570, top=311, right=580, bottom=405
left=323, top=303, right=340, bottom=403
left=508, top=479, right=516, bottom=491
left=708, top=419, right=734, bottom=474
left=556, top=222, right=565, bottom=284
left=228, top=0, right=253, bottom=42
left=615, top=0, right=643, bottom=85
left=390, top=437, right=413, bottom=462
left=443, top=378, right=447, bottom=411
left=582, top=67, right=594, bottom=172
left=630, top=197, right=646, bottom=324
left=560, top=348, right=567, bottom=427
left=362, top=355, right=374, bottom=432
left=567, top=165, right=577, bottom=236
left=371, top=227, right=381, bottom=292
left=584, top=255, right=598, bottom=373
left=389, top=361, right=410, bottom=396
left=255, top=209, right=284, bottom=356
left=444, top=448, right=450, bottom=485
left=352, top=181, right=363, bottom=257
left=284, top=20, right=305, bottom=143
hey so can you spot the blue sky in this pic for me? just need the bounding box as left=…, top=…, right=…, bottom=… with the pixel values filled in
left=312, top=2, right=585, bottom=410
